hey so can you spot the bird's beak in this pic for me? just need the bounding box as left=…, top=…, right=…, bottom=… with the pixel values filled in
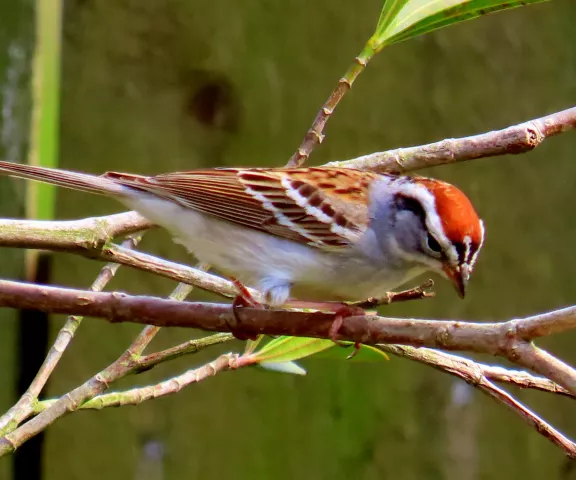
left=443, top=264, right=470, bottom=299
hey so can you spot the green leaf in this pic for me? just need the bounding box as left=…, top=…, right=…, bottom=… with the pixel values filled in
left=375, top=0, right=411, bottom=39
left=243, top=335, right=264, bottom=355
left=246, top=336, right=389, bottom=365
left=312, top=343, right=390, bottom=362
left=372, top=0, right=549, bottom=51
left=258, top=361, right=307, bottom=376
left=248, top=336, right=336, bottom=364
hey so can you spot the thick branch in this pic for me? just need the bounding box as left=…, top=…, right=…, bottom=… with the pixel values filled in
left=326, top=106, right=576, bottom=173
left=0, top=212, right=152, bottom=253
left=0, top=219, right=259, bottom=300
left=515, top=306, right=576, bottom=339
left=1, top=280, right=576, bottom=395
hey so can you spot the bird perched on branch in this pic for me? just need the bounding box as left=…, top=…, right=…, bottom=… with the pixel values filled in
left=0, top=161, right=484, bottom=340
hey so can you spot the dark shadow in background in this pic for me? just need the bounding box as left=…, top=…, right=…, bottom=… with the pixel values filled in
left=13, top=253, right=51, bottom=480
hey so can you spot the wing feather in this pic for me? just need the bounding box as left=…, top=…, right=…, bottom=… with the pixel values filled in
left=104, top=167, right=378, bottom=250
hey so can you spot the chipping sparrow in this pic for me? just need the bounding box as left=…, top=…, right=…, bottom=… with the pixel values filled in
left=0, top=161, right=484, bottom=306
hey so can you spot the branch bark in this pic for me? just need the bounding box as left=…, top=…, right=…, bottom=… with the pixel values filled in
left=1, top=279, right=576, bottom=396
left=0, top=234, right=143, bottom=433
left=379, top=345, right=576, bottom=458
left=0, top=346, right=235, bottom=456
left=32, top=353, right=237, bottom=414
left=0, top=212, right=152, bottom=252
left=325, top=106, right=576, bottom=173
left=379, top=345, right=573, bottom=398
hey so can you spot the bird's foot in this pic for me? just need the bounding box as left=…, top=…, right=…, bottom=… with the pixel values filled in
left=328, top=303, right=365, bottom=360
left=228, top=278, right=262, bottom=340
left=284, top=299, right=364, bottom=359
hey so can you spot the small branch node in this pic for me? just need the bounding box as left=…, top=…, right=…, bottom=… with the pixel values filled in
left=339, top=77, right=352, bottom=88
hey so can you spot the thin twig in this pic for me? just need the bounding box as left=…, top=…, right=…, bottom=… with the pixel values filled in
left=287, top=56, right=369, bottom=167
left=0, top=351, right=237, bottom=456
left=0, top=234, right=143, bottom=435
left=348, top=279, right=435, bottom=309
left=378, top=345, right=576, bottom=458
left=137, top=333, right=234, bottom=371
left=32, top=353, right=237, bottom=414
left=378, top=344, right=574, bottom=398
left=0, top=282, right=216, bottom=454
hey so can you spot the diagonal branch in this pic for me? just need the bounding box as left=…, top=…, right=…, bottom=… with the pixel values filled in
left=32, top=352, right=237, bottom=414
left=0, top=346, right=236, bottom=456
left=99, top=244, right=251, bottom=300
left=325, top=106, right=576, bottom=173
left=0, top=282, right=227, bottom=454
left=0, top=234, right=143, bottom=434
left=379, top=345, right=576, bottom=458
left=287, top=56, right=369, bottom=167
left=379, top=345, right=573, bottom=398
left=0, top=218, right=257, bottom=299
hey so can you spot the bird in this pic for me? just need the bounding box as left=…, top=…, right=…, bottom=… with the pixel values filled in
left=0, top=161, right=484, bottom=318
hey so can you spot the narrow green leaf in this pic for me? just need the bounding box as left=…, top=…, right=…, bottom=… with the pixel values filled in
left=312, top=343, right=390, bottom=362
left=371, top=0, right=549, bottom=50
left=247, top=336, right=390, bottom=365
left=244, top=335, right=264, bottom=355
left=248, top=336, right=336, bottom=364
left=383, top=0, right=465, bottom=41
left=386, top=0, right=550, bottom=45
left=375, top=0, right=412, bottom=39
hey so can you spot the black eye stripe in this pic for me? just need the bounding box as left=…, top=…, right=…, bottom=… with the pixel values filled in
left=396, top=195, right=447, bottom=256
left=454, top=242, right=466, bottom=261
left=396, top=195, right=426, bottom=221
left=454, top=241, right=478, bottom=264
left=426, top=233, right=442, bottom=253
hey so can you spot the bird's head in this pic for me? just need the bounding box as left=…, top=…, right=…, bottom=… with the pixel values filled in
left=373, top=175, right=484, bottom=298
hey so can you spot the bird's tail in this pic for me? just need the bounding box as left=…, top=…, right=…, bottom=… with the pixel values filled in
left=0, top=160, right=128, bottom=197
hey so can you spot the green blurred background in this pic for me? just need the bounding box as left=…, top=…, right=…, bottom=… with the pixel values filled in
left=1, top=0, right=576, bottom=478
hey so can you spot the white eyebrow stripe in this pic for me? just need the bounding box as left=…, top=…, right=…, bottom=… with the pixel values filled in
left=394, top=181, right=458, bottom=265
left=468, top=220, right=485, bottom=268
left=463, top=235, right=472, bottom=262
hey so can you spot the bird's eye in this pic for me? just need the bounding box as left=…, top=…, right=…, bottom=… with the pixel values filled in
left=426, top=233, right=442, bottom=253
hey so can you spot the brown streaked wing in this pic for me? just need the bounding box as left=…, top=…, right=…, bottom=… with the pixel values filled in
left=104, top=167, right=375, bottom=250
left=278, top=167, right=377, bottom=237
left=104, top=169, right=273, bottom=231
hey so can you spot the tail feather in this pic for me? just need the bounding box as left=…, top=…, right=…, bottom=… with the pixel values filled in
left=0, top=160, right=128, bottom=197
